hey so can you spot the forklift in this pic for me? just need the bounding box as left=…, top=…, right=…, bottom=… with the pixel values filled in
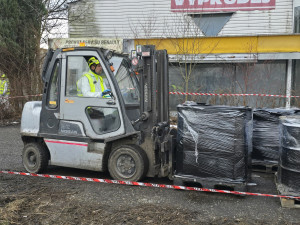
left=20, top=44, right=175, bottom=181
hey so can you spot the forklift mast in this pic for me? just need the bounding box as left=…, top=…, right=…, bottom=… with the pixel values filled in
left=131, top=45, right=172, bottom=177
left=135, top=45, right=169, bottom=131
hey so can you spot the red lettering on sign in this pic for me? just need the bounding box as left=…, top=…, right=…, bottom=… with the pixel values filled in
left=171, top=0, right=276, bottom=12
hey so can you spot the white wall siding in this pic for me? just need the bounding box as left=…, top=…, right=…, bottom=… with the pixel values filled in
left=221, top=1, right=293, bottom=35
left=69, top=0, right=293, bottom=38
left=68, top=0, right=100, bottom=37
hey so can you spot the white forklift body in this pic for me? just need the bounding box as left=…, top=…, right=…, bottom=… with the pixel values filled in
left=20, top=41, right=174, bottom=181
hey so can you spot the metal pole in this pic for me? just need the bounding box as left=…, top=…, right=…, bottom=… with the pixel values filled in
left=286, top=59, right=293, bottom=109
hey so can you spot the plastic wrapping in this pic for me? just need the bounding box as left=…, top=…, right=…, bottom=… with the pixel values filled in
left=252, top=108, right=300, bottom=163
left=176, top=102, right=252, bottom=183
left=278, top=116, right=300, bottom=193
left=280, top=147, right=300, bottom=171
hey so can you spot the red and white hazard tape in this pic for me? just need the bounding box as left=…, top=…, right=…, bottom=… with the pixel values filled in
left=169, top=92, right=300, bottom=98
left=0, top=94, right=42, bottom=99
left=1, top=170, right=299, bottom=200
left=1, top=92, right=300, bottom=100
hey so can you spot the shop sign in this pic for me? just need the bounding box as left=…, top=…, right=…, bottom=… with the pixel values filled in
left=49, top=38, right=123, bottom=52
left=171, top=0, right=276, bottom=12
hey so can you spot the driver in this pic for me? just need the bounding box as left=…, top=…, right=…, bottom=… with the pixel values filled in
left=77, top=57, right=110, bottom=97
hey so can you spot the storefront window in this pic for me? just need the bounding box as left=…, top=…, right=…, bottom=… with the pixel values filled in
left=169, top=61, right=287, bottom=110
left=292, top=60, right=300, bottom=107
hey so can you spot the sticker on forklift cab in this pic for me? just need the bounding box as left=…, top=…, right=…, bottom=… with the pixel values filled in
left=62, top=48, right=75, bottom=52
left=65, top=99, right=74, bottom=104
left=79, top=42, right=86, bottom=47
left=131, top=50, right=137, bottom=58
left=131, top=57, right=139, bottom=66
left=136, top=45, right=142, bottom=53
left=142, top=52, right=150, bottom=57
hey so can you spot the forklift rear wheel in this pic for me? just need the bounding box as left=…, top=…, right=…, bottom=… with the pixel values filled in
left=108, top=145, right=148, bottom=181
left=22, top=143, right=49, bottom=173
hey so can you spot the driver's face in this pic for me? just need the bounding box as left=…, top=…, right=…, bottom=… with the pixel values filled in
left=95, top=64, right=103, bottom=75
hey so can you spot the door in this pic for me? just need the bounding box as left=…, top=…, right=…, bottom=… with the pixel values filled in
left=59, top=50, right=125, bottom=139
left=39, top=55, right=61, bottom=135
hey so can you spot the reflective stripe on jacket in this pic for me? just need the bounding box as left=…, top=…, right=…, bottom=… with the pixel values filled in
left=6, top=80, right=10, bottom=95
left=0, top=80, right=8, bottom=95
left=77, top=70, right=105, bottom=96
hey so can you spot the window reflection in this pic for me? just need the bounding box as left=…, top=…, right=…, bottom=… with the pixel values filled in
left=86, top=107, right=121, bottom=134
left=110, top=56, right=140, bottom=104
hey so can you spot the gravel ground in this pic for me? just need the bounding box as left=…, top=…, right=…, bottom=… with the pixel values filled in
left=0, top=124, right=300, bottom=224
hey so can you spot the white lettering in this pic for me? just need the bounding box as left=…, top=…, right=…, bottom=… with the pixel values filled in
left=251, top=0, right=261, bottom=3
left=174, top=0, right=185, bottom=5
left=237, top=0, right=249, bottom=3
left=261, top=0, right=270, bottom=3
left=211, top=0, right=222, bottom=4
left=224, top=0, right=236, bottom=4
left=189, top=0, right=196, bottom=5
left=198, top=0, right=209, bottom=5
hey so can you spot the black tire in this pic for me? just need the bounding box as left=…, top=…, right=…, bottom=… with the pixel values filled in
left=108, top=145, right=148, bottom=181
left=22, top=143, right=49, bottom=173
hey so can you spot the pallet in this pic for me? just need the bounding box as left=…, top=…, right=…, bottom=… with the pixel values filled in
left=280, top=198, right=300, bottom=208
left=173, top=175, right=248, bottom=193
left=275, top=175, right=300, bottom=208
left=252, top=162, right=278, bottom=173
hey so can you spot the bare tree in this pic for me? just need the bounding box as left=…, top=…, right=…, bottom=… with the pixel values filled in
left=0, top=0, right=80, bottom=120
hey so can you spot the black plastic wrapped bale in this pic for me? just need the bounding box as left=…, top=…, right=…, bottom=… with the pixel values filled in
left=175, top=102, right=252, bottom=185
left=277, top=116, right=300, bottom=194
left=252, top=108, right=300, bottom=165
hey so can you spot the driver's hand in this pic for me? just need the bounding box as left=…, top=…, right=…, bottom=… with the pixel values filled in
left=101, top=89, right=111, bottom=96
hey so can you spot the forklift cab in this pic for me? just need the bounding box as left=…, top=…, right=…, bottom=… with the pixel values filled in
left=21, top=45, right=172, bottom=182
left=40, top=47, right=139, bottom=139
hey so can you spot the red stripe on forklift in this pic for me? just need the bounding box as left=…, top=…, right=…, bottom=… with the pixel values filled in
left=45, top=139, right=88, bottom=147
left=1, top=170, right=300, bottom=200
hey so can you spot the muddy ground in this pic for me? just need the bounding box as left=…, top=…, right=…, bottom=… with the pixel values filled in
left=0, top=125, right=300, bottom=225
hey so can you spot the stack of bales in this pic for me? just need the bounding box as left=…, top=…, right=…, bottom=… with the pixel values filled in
left=252, top=109, right=300, bottom=166
left=176, top=102, right=252, bottom=184
left=277, top=116, right=300, bottom=195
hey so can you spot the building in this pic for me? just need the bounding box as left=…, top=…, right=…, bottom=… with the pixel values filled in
left=68, top=0, right=300, bottom=109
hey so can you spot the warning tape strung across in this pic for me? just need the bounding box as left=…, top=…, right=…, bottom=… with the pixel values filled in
left=1, top=170, right=300, bottom=200
left=1, top=92, right=300, bottom=99
left=169, top=92, right=300, bottom=98
left=0, top=94, right=42, bottom=99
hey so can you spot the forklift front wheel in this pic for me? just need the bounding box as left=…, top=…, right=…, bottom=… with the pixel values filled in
left=108, top=145, right=148, bottom=181
left=22, top=143, right=49, bottom=173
